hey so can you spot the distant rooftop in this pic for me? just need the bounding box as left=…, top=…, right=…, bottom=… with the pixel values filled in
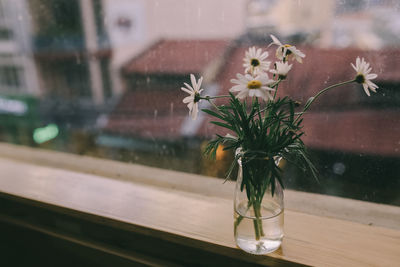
left=123, top=39, right=230, bottom=75
left=106, top=39, right=400, bottom=157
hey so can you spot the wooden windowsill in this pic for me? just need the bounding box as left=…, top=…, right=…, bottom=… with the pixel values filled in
left=0, top=143, right=399, bottom=266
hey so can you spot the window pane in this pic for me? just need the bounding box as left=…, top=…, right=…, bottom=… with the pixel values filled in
left=0, top=0, right=399, bottom=207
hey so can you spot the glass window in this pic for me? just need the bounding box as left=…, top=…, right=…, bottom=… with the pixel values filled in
left=0, top=1, right=13, bottom=40
left=0, top=0, right=399, bottom=207
left=0, top=65, right=21, bottom=88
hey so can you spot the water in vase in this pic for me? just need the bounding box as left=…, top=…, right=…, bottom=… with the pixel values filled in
left=234, top=200, right=284, bottom=255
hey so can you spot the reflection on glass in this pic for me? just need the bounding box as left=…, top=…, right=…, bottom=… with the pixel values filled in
left=0, top=0, right=398, bottom=206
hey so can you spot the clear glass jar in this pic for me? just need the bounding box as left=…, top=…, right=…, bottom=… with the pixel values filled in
left=234, top=156, right=284, bottom=255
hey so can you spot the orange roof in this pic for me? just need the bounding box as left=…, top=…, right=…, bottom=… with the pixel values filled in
left=215, top=46, right=400, bottom=107
left=107, top=40, right=400, bottom=156
left=199, top=44, right=400, bottom=156
left=123, top=39, right=230, bottom=75
left=302, top=110, right=400, bottom=157
left=104, top=84, right=188, bottom=138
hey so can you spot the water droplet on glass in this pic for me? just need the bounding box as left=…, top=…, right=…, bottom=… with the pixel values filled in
left=333, top=162, right=346, bottom=175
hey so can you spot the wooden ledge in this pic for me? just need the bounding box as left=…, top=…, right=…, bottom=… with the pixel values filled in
left=0, top=142, right=399, bottom=230
left=0, top=147, right=399, bottom=265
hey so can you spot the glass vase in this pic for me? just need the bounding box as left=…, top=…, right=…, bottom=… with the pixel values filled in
left=233, top=156, right=284, bottom=255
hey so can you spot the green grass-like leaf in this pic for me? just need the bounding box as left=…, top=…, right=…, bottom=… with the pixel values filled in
left=203, top=94, right=318, bottom=202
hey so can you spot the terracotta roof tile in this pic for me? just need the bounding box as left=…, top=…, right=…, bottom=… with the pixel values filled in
left=123, top=39, right=230, bottom=75
left=107, top=41, right=400, bottom=156
left=215, top=46, right=400, bottom=107
left=302, top=110, right=400, bottom=157
left=200, top=44, right=400, bottom=156
left=197, top=109, right=400, bottom=157
left=105, top=115, right=186, bottom=139
left=104, top=84, right=188, bottom=138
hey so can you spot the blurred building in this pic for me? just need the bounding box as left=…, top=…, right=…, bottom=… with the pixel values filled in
left=0, top=0, right=116, bottom=152
left=0, top=0, right=41, bottom=145
left=0, top=0, right=40, bottom=96
left=102, top=0, right=247, bottom=100
left=246, top=0, right=400, bottom=50
left=98, top=39, right=232, bottom=174
left=102, top=0, right=246, bottom=67
left=0, top=0, right=248, bottom=151
left=29, top=0, right=114, bottom=105
left=246, top=0, right=335, bottom=39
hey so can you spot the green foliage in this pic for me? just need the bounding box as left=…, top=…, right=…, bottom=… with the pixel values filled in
left=203, top=93, right=317, bottom=200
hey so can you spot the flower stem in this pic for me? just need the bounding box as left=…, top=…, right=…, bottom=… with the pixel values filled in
left=253, top=202, right=265, bottom=238
left=234, top=200, right=264, bottom=240
left=207, top=99, right=221, bottom=114
left=202, top=95, right=230, bottom=100
left=295, top=79, right=355, bottom=122
left=253, top=216, right=261, bottom=241
left=234, top=215, right=243, bottom=236
left=234, top=201, right=252, bottom=236
left=272, top=79, right=282, bottom=100
left=305, top=79, right=355, bottom=111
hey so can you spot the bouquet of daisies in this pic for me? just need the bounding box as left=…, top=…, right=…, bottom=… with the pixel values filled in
left=180, top=35, right=378, bottom=240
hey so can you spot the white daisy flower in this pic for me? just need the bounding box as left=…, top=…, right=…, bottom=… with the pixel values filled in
left=230, top=73, right=275, bottom=101
left=181, top=74, right=204, bottom=120
left=351, top=57, right=378, bottom=96
left=243, top=46, right=270, bottom=75
left=270, top=34, right=305, bottom=63
left=270, top=61, right=292, bottom=80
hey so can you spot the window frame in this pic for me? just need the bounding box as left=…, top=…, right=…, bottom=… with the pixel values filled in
left=0, top=142, right=399, bottom=266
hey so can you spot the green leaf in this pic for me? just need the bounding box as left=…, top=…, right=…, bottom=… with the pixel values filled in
left=210, top=121, right=235, bottom=131
left=201, top=108, right=224, bottom=120
left=304, top=96, right=315, bottom=110
left=289, top=100, right=294, bottom=123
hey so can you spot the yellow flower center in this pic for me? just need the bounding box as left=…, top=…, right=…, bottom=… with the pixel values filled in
left=247, top=80, right=262, bottom=89
left=284, top=44, right=292, bottom=48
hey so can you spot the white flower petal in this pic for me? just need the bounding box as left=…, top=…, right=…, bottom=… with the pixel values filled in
left=191, top=103, right=198, bottom=120
left=236, top=73, right=246, bottom=80
left=260, top=52, right=269, bottom=60
left=351, top=57, right=379, bottom=96
left=236, top=89, right=249, bottom=99
left=183, top=96, right=193, bottom=103
left=183, top=82, right=194, bottom=92
left=367, top=80, right=378, bottom=91
left=190, top=74, right=197, bottom=89
left=243, top=47, right=270, bottom=75
left=257, top=74, right=270, bottom=83
left=253, top=89, right=266, bottom=100
left=270, top=34, right=282, bottom=46
left=181, top=87, right=193, bottom=95
left=230, top=84, right=245, bottom=92
left=197, top=76, right=203, bottom=89
left=351, top=63, right=357, bottom=72
left=290, top=46, right=305, bottom=57
left=181, top=74, right=204, bottom=120
left=262, top=86, right=275, bottom=92
left=248, top=89, right=256, bottom=97
left=230, top=78, right=242, bottom=85
left=362, top=83, right=371, bottom=96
